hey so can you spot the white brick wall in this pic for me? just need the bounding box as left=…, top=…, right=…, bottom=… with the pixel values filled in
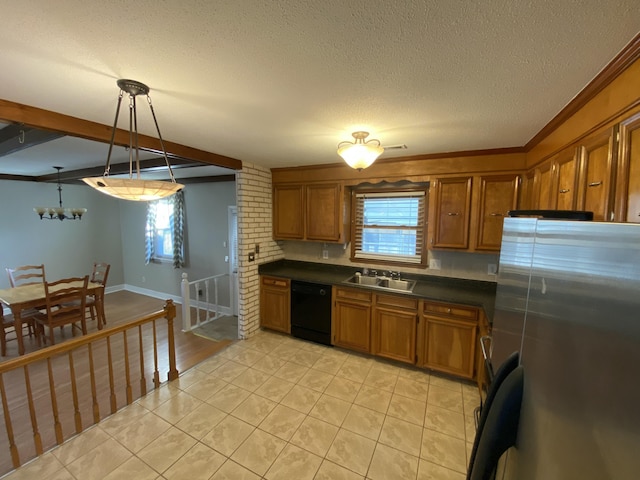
left=236, top=162, right=284, bottom=338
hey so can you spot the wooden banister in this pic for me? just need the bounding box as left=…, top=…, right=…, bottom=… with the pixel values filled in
left=0, top=300, right=179, bottom=471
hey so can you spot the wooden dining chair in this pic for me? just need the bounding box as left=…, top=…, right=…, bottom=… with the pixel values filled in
left=33, top=276, right=89, bottom=347
left=6, top=264, right=46, bottom=287
left=1, top=306, right=24, bottom=356
left=86, top=262, right=110, bottom=325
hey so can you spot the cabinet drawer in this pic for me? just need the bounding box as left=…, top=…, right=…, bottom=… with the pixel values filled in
left=334, top=287, right=372, bottom=303
left=261, top=276, right=290, bottom=288
left=375, top=294, right=418, bottom=310
left=422, top=301, right=478, bottom=321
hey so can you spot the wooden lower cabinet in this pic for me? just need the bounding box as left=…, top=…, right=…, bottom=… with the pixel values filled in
left=332, top=286, right=372, bottom=353
left=259, top=276, right=290, bottom=333
left=417, top=300, right=478, bottom=380
left=371, top=294, right=418, bottom=364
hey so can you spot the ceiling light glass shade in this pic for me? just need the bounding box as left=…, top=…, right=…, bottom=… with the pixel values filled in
left=82, top=177, right=183, bottom=201
left=82, top=79, right=184, bottom=202
left=337, top=131, right=384, bottom=171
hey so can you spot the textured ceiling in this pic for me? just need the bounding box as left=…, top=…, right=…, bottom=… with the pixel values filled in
left=0, top=0, right=639, bottom=176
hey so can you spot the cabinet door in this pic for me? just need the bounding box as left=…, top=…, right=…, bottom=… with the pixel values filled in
left=423, top=316, right=477, bottom=379
left=535, top=161, right=553, bottom=209
left=273, top=185, right=304, bottom=239
left=333, top=299, right=371, bottom=353
left=475, top=174, right=520, bottom=251
left=372, top=294, right=418, bottom=364
left=431, top=177, right=472, bottom=249
left=260, top=277, right=290, bottom=333
left=306, top=183, right=343, bottom=242
left=615, top=112, right=640, bottom=223
left=552, top=149, right=578, bottom=210
left=577, top=127, right=617, bottom=222
left=520, top=170, right=535, bottom=210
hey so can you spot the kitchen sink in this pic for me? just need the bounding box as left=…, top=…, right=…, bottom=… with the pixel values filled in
left=377, top=278, right=415, bottom=291
left=343, top=274, right=416, bottom=293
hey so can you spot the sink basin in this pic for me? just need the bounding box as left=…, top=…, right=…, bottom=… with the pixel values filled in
left=347, top=275, right=380, bottom=286
left=378, top=278, right=416, bottom=291
left=343, top=274, right=416, bottom=293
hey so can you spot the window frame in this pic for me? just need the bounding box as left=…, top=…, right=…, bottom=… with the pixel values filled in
left=349, top=186, right=428, bottom=268
left=146, top=196, right=184, bottom=265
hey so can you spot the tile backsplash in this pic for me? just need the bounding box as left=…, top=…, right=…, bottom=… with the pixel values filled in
left=278, top=240, right=499, bottom=282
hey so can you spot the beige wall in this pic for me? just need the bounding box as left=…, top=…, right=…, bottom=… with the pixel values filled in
left=279, top=241, right=499, bottom=282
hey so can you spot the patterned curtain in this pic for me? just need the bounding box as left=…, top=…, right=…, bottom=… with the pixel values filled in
left=171, top=190, right=185, bottom=268
left=144, top=201, right=157, bottom=265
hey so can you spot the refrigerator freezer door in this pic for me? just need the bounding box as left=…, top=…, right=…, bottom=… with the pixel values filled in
left=504, top=221, right=640, bottom=480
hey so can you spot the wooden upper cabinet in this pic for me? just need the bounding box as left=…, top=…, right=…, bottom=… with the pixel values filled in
left=306, top=183, right=345, bottom=242
left=551, top=148, right=579, bottom=210
left=273, top=183, right=348, bottom=242
left=576, top=126, right=617, bottom=222
left=474, top=174, right=520, bottom=251
left=519, top=170, right=535, bottom=210
left=615, top=112, right=640, bottom=223
left=273, top=184, right=304, bottom=239
left=535, top=160, right=554, bottom=210
left=431, top=176, right=472, bottom=249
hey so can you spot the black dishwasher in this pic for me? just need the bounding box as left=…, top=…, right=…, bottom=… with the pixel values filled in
left=290, top=280, right=332, bottom=346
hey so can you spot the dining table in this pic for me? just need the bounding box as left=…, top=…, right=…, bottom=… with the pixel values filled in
left=0, top=280, right=106, bottom=355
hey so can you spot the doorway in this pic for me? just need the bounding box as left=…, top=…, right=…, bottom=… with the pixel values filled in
left=228, top=206, right=239, bottom=316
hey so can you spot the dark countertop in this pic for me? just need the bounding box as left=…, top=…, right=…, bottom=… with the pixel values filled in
left=259, top=259, right=497, bottom=321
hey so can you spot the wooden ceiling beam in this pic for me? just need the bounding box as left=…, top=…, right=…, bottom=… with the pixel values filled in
left=0, top=99, right=242, bottom=170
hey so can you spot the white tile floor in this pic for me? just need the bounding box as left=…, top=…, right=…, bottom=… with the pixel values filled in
left=2, top=330, right=480, bottom=480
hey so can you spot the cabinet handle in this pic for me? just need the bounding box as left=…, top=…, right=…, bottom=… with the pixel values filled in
left=447, top=212, right=460, bottom=216
left=559, top=189, right=570, bottom=194
left=447, top=308, right=452, bottom=314
left=489, top=213, right=504, bottom=217
left=588, top=181, right=602, bottom=187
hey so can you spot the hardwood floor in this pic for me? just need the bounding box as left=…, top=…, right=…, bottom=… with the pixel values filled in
left=0, top=290, right=235, bottom=476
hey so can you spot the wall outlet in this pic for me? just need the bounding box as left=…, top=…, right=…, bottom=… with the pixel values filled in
left=322, top=249, right=329, bottom=259
left=142, top=276, right=146, bottom=283
left=488, top=263, right=498, bottom=275
left=429, top=259, right=441, bottom=270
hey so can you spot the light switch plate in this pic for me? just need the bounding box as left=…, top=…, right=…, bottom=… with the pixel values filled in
left=488, top=263, right=497, bottom=275
left=248, top=252, right=255, bottom=262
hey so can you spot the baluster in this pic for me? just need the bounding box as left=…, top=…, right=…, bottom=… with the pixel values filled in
left=68, top=351, right=82, bottom=434
left=213, top=277, right=219, bottom=320
left=47, top=358, right=63, bottom=444
left=205, top=279, right=211, bottom=320
left=166, top=300, right=179, bottom=381
left=23, top=365, right=43, bottom=454
left=180, top=272, right=191, bottom=331
left=152, top=320, right=160, bottom=388
left=0, top=373, right=20, bottom=468
left=138, top=324, right=147, bottom=396
left=123, top=331, right=132, bottom=404
left=194, top=281, right=202, bottom=328
left=87, top=343, right=100, bottom=424
left=106, top=337, right=117, bottom=414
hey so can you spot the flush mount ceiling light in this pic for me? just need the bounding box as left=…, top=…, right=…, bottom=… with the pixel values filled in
left=337, top=131, right=384, bottom=171
left=82, top=79, right=184, bottom=201
left=34, top=167, right=87, bottom=221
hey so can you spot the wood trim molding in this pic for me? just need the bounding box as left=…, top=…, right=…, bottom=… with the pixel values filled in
left=525, top=32, right=640, bottom=151
left=0, top=99, right=243, bottom=170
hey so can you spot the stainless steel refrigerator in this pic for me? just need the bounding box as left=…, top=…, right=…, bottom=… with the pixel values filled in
left=491, top=217, right=640, bottom=480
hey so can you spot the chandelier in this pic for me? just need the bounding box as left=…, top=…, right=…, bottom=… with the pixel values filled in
left=337, top=131, right=384, bottom=171
left=82, top=79, right=184, bottom=201
left=34, top=167, right=87, bottom=221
